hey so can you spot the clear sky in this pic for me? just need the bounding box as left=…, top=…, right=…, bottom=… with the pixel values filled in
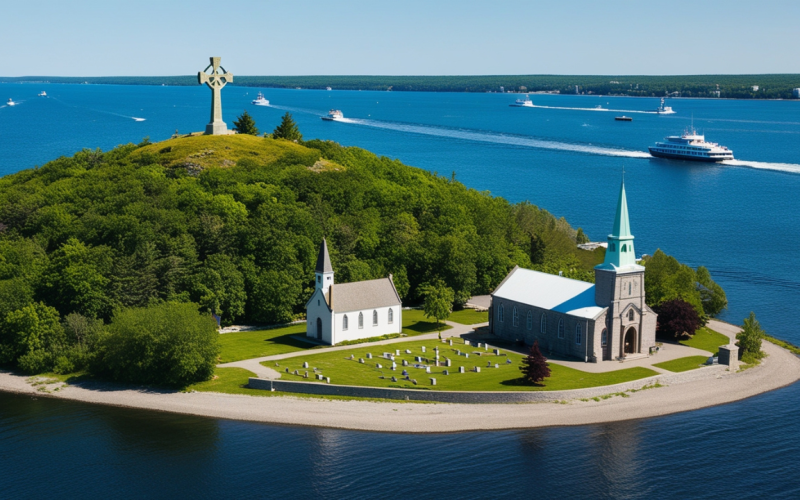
left=3, top=0, right=798, bottom=76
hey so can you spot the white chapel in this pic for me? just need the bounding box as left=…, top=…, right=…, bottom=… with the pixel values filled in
left=306, top=239, right=403, bottom=345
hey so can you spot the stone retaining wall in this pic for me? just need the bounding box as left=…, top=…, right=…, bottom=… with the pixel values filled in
left=249, top=364, right=728, bottom=403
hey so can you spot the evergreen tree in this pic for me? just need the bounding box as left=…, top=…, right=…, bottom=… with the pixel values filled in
left=272, top=112, right=302, bottom=141
left=520, top=340, right=550, bottom=385
left=737, top=312, right=765, bottom=360
left=576, top=227, right=589, bottom=244
left=233, top=111, right=259, bottom=136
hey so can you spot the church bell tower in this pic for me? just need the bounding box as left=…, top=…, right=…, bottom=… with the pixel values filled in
left=315, top=238, right=334, bottom=296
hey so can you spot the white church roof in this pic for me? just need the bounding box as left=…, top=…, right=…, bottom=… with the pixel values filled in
left=330, top=277, right=401, bottom=313
left=492, top=267, right=605, bottom=319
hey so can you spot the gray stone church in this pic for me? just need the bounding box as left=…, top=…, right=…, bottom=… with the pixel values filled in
left=489, top=181, right=657, bottom=362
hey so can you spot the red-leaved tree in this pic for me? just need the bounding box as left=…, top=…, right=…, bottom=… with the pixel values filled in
left=520, top=340, right=550, bottom=385
left=655, top=298, right=700, bottom=339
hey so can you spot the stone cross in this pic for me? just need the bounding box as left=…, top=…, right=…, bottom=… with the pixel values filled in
left=197, top=57, right=233, bottom=135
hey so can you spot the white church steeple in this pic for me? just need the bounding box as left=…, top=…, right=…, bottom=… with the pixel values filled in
left=315, top=238, right=334, bottom=296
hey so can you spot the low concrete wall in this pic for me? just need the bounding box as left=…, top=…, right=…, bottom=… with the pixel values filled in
left=248, top=364, right=727, bottom=403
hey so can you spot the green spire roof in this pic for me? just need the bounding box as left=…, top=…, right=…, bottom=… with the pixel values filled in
left=611, top=180, right=632, bottom=238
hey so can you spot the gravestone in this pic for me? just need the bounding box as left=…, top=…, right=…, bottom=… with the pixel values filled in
left=197, top=57, right=233, bottom=135
left=402, top=370, right=408, bottom=376
left=415, top=356, right=422, bottom=362
left=449, top=339, right=453, bottom=346
left=405, top=349, right=412, bottom=354
left=459, top=366, right=465, bottom=373
left=487, top=361, right=492, bottom=367
left=304, top=371, right=308, bottom=378
left=430, top=378, right=436, bottom=386
left=475, top=367, right=481, bottom=373
left=391, top=376, right=397, bottom=382
left=392, top=362, right=397, bottom=369
left=275, top=362, right=279, bottom=367
left=446, top=358, right=452, bottom=367
left=495, top=363, right=499, bottom=369
left=317, top=374, right=323, bottom=380
left=367, top=353, right=373, bottom=359
left=465, top=340, right=471, bottom=346
left=303, top=362, right=309, bottom=368
left=425, top=367, right=431, bottom=373
left=412, top=379, right=417, bottom=385
left=506, top=358, right=512, bottom=364
left=403, top=359, right=409, bottom=366
left=477, top=342, right=482, bottom=348
left=465, top=353, right=469, bottom=358
left=443, top=370, right=449, bottom=375
left=294, top=370, right=299, bottom=375
left=348, top=355, right=354, bottom=360
left=456, top=349, right=461, bottom=355
left=376, top=363, right=382, bottom=369
left=494, top=348, right=500, bottom=355
left=421, top=346, right=426, bottom=353
left=285, top=368, right=289, bottom=373
left=326, top=377, right=330, bottom=384
left=359, top=358, right=365, bottom=364
left=396, top=349, right=400, bottom=356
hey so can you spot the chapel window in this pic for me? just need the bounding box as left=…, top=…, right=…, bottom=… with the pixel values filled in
left=343, top=315, right=349, bottom=331
left=512, top=306, right=519, bottom=327
left=388, top=308, right=394, bottom=324
left=358, top=312, right=364, bottom=329
left=601, top=328, right=608, bottom=346
left=526, top=311, right=533, bottom=330
left=576, top=324, right=582, bottom=345
left=628, top=309, right=635, bottom=321
left=558, top=319, right=565, bottom=339
left=540, top=313, right=547, bottom=334
left=373, top=310, right=378, bottom=326
left=629, top=282, right=632, bottom=295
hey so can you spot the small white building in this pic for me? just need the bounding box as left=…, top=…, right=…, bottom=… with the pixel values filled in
left=793, top=88, right=800, bottom=99
left=306, top=239, right=402, bottom=345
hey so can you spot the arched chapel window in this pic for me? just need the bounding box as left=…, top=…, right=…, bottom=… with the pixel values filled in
left=512, top=306, right=519, bottom=327
left=373, top=310, right=378, bottom=326
left=558, top=318, right=565, bottom=339
left=526, top=311, right=533, bottom=330
left=358, top=312, right=364, bottom=329
left=388, top=308, right=394, bottom=324
left=601, top=328, right=608, bottom=346
left=628, top=309, right=634, bottom=321
left=343, top=315, right=349, bottom=330
left=540, top=313, right=547, bottom=334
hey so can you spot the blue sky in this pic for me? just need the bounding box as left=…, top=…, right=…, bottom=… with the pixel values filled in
left=3, top=0, right=798, bottom=76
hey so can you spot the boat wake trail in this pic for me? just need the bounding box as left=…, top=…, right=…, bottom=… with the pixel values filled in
left=528, top=104, right=660, bottom=114
left=49, top=97, right=145, bottom=122
left=721, top=159, right=800, bottom=175
left=267, top=104, right=325, bottom=116
left=338, top=117, right=651, bottom=158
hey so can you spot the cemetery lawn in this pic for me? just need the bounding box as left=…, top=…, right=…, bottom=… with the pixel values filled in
left=264, top=338, right=658, bottom=392
left=448, top=309, right=489, bottom=325
left=218, top=324, right=311, bottom=363
left=679, top=327, right=730, bottom=355
left=653, top=356, right=709, bottom=373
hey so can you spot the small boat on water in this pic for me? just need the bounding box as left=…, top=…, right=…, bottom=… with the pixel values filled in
left=321, top=109, right=344, bottom=121
left=326, top=87, right=332, bottom=91
left=38, top=91, right=47, bottom=97
left=509, top=94, right=534, bottom=107
left=615, top=116, right=632, bottom=121
left=648, top=126, right=733, bottom=162
left=6, top=98, right=15, bottom=106
left=654, top=97, right=675, bottom=114
left=251, top=92, right=269, bottom=106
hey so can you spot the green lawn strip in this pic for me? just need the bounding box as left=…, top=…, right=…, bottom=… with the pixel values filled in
left=186, top=367, right=434, bottom=403
left=679, top=327, right=730, bottom=355
left=653, top=356, right=709, bottom=373
left=448, top=309, right=489, bottom=325
left=764, top=335, right=800, bottom=355
left=263, top=338, right=658, bottom=392
left=402, top=309, right=452, bottom=335
left=218, top=324, right=310, bottom=363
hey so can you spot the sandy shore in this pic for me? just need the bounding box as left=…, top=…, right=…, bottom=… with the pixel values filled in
left=2, top=340, right=798, bottom=433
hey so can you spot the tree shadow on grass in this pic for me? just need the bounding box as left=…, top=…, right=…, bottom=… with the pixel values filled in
left=499, top=377, right=546, bottom=389
left=403, top=320, right=450, bottom=335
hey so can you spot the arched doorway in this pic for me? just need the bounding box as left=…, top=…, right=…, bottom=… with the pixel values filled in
left=316, top=318, right=323, bottom=340
left=624, top=327, right=637, bottom=355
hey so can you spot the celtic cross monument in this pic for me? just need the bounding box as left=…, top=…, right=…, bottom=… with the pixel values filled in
left=197, top=57, right=233, bottom=135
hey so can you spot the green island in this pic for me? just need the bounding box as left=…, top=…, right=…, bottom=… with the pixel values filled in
left=0, top=124, right=770, bottom=395
left=3, top=74, right=799, bottom=99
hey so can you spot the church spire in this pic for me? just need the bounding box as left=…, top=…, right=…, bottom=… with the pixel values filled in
left=315, top=238, right=333, bottom=273
left=597, top=179, right=639, bottom=270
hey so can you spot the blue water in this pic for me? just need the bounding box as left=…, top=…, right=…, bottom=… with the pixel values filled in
left=1, top=83, right=799, bottom=498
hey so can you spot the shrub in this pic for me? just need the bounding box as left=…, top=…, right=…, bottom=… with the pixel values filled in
left=520, top=340, right=550, bottom=385
left=737, top=312, right=765, bottom=360
left=655, top=299, right=700, bottom=339
left=95, top=302, right=220, bottom=386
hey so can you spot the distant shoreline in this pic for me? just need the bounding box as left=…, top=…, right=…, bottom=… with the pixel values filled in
left=1, top=340, right=798, bottom=433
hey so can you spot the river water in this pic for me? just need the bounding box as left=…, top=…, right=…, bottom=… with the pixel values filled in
left=1, top=83, right=799, bottom=498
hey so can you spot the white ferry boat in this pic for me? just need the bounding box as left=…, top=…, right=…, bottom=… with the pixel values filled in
left=6, top=98, right=15, bottom=106
left=509, top=94, right=534, bottom=107
left=321, top=109, right=343, bottom=121
left=648, top=127, right=733, bottom=162
left=654, top=97, right=675, bottom=114
left=38, top=91, right=47, bottom=97
left=251, top=92, right=269, bottom=106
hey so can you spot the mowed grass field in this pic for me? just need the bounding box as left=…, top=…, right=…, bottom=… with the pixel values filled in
left=447, top=309, right=489, bottom=325
left=653, top=355, right=710, bottom=373
left=679, top=327, right=730, bottom=356
left=263, top=337, right=658, bottom=392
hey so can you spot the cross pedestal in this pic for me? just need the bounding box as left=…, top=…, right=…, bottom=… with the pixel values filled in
left=198, top=57, right=233, bottom=135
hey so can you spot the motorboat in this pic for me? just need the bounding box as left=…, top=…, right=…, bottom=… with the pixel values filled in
left=6, top=98, right=15, bottom=106
left=251, top=92, right=269, bottom=106
left=321, top=109, right=344, bottom=121
left=38, top=91, right=47, bottom=97
left=509, top=94, right=534, bottom=107
left=649, top=127, right=733, bottom=162
left=615, top=116, right=633, bottom=121
left=326, top=87, right=332, bottom=91
left=654, top=97, right=675, bottom=114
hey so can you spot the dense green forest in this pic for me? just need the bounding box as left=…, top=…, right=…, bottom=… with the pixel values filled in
left=0, top=132, right=603, bottom=378
left=2, top=74, right=799, bottom=99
